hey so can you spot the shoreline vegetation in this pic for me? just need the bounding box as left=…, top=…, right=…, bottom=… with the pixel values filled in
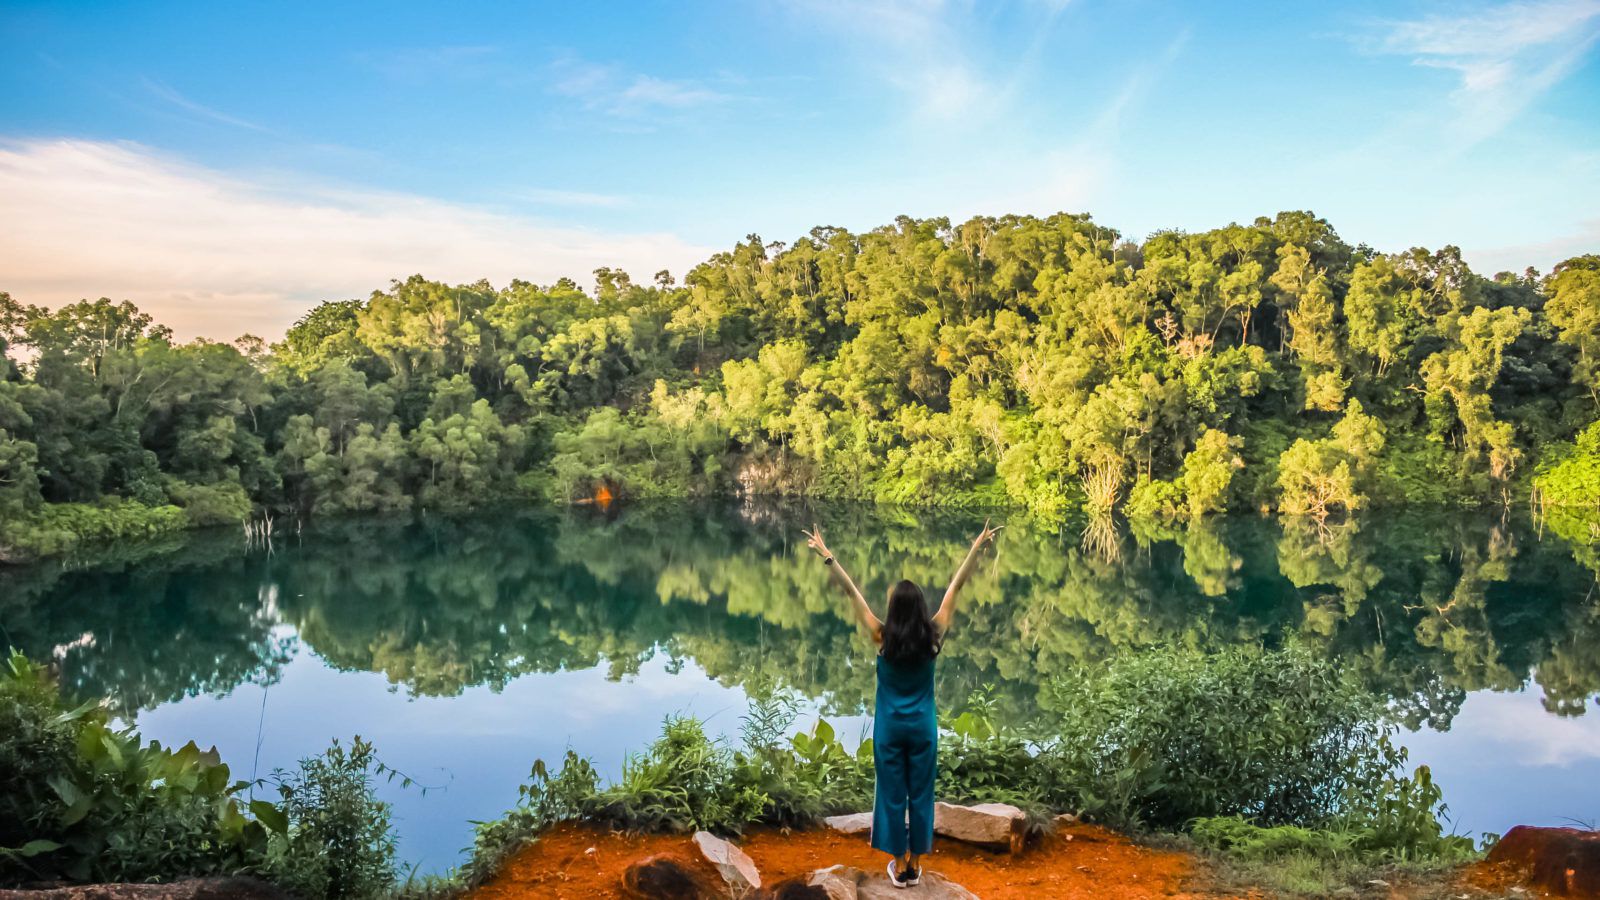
left=3, top=645, right=1489, bottom=898
left=4, top=211, right=1600, bottom=563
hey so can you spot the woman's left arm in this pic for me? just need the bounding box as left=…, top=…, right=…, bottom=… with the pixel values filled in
left=932, top=519, right=1002, bottom=634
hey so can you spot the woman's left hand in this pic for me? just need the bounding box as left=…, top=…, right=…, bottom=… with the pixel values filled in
left=972, top=518, right=1003, bottom=549
left=801, top=523, right=832, bottom=560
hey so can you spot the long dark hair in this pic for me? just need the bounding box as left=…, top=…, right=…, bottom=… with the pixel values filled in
left=880, top=579, right=940, bottom=664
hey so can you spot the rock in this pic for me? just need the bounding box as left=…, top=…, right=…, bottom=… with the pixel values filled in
left=768, top=865, right=978, bottom=900
left=621, top=853, right=724, bottom=900
left=1486, top=825, right=1600, bottom=897
left=765, top=864, right=860, bottom=900
left=822, top=812, right=873, bottom=835
left=1053, top=812, right=1079, bottom=829
left=934, top=801, right=1027, bottom=853
left=0, top=879, right=289, bottom=900
left=692, top=830, right=762, bottom=897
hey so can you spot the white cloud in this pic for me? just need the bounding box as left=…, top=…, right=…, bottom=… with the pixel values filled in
left=785, top=0, right=1000, bottom=123
left=548, top=56, right=732, bottom=120
left=1466, top=217, right=1600, bottom=275
left=1371, top=0, right=1600, bottom=142
left=0, top=139, right=712, bottom=341
left=517, top=187, right=631, bottom=208
left=142, top=78, right=270, bottom=133
left=1443, top=689, right=1600, bottom=767
left=354, top=44, right=503, bottom=84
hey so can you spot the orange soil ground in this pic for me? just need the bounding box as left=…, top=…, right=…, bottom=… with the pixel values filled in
left=468, top=820, right=1208, bottom=899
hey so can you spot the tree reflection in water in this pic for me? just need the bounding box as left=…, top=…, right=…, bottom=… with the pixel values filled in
left=2, top=502, right=1598, bottom=731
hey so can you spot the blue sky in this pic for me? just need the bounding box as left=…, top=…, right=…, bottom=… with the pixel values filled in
left=2, top=0, right=1598, bottom=339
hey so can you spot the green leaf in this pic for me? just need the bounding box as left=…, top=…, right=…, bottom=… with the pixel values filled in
left=250, top=799, right=289, bottom=835
left=10, top=839, right=63, bottom=858
left=813, top=718, right=835, bottom=745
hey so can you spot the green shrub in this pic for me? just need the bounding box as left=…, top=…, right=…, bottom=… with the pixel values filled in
left=166, top=481, right=253, bottom=526
left=0, top=500, right=188, bottom=562
left=0, top=650, right=270, bottom=884
left=1040, top=645, right=1396, bottom=830
left=262, top=736, right=397, bottom=899
left=594, top=716, right=766, bottom=833
left=936, top=687, right=1046, bottom=814
left=737, top=691, right=873, bottom=827
left=1535, top=421, right=1600, bottom=509
left=1191, top=816, right=1351, bottom=858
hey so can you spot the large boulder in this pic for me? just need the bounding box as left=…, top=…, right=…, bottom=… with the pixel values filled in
left=692, top=831, right=762, bottom=898
left=0, top=879, right=289, bottom=900
left=934, top=801, right=1027, bottom=853
left=765, top=865, right=978, bottom=900
left=822, top=812, right=872, bottom=835
left=1485, top=825, right=1600, bottom=897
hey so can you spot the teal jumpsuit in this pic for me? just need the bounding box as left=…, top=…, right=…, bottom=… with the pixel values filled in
left=870, top=650, right=938, bottom=857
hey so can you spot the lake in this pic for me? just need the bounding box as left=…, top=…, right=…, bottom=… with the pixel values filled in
left=2, top=502, right=1598, bottom=874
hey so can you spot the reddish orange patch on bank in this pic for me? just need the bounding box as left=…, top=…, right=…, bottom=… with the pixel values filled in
left=468, top=821, right=1205, bottom=899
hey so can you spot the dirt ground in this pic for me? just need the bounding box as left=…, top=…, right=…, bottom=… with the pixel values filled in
left=467, top=820, right=1207, bottom=899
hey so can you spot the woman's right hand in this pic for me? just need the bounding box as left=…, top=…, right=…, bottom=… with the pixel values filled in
left=801, top=523, right=831, bottom=559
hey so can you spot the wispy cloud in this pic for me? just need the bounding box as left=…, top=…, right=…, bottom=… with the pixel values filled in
left=1368, top=0, right=1600, bottom=143
left=0, top=139, right=710, bottom=341
left=517, top=187, right=630, bottom=208
left=784, top=0, right=1004, bottom=123
left=142, top=77, right=270, bottom=132
left=355, top=45, right=502, bottom=83
left=548, top=56, right=732, bottom=121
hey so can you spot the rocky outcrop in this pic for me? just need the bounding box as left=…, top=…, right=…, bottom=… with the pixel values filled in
left=1485, top=825, right=1600, bottom=897
left=822, top=812, right=872, bottom=836
left=693, top=831, right=762, bottom=897
left=934, top=801, right=1027, bottom=854
left=764, top=865, right=979, bottom=900
left=824, top=802, right=1029, bottom=853
left=0, top=879, right=289, bottom=900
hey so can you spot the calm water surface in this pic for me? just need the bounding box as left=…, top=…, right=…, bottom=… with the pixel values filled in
left=3, top=503, right=1598, bottom=873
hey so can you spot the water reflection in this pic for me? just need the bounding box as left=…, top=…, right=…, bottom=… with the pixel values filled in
left=3, top=503, right=1598, bottom=727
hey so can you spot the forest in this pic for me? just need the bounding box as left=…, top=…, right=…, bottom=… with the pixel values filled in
left=4, top=210, right=1600, bottom=559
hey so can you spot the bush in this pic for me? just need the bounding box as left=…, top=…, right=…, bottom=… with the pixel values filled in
left=0, top=500, right=188, bottom=562
left=936, top=687, right=1046, bottom=814
left=1040, top=645, right=1396, bottom=830
left=457, top=647, right=1470, bottom=887
left=459, top=706, right=872, bottom=889
left=166, top=481, right=253, bottom=526
left=261, top=736, right=397, bottom=900
left=1535, top=421, right=1600, bottom=509
left=0, top=650, right=270, bottom=885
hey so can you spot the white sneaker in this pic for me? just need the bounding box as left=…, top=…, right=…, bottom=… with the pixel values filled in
left=887, top=859, right=911, bottom=889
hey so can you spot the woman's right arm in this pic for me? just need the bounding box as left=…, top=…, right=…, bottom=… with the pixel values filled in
left=802, top=524, right=882, bottom=643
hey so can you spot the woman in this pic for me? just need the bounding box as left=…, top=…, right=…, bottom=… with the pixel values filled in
left=801, top=519, right=1002, bottom=889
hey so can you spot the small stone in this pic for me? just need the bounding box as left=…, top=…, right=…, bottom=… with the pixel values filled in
left=692, top=831, right=762, bottom=897
left=934, top=801, right=1027, bottom=853
left=822, top=812, right=873, bottom=835
left=1053, top=812, right=1079, bottom=828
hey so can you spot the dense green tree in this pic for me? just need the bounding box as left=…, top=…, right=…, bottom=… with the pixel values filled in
left=4, top=211, right=1600, bottom=563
